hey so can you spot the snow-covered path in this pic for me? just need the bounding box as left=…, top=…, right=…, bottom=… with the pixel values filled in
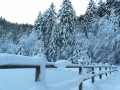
left=92, top=70, right=120, bottom=90
left=82, top=67, right=120, bottom=90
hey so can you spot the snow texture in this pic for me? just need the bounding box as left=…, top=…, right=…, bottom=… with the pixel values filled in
left=55, top=60, right=72, bottom=68
left=0, top=53, right=47, bottom=90
left=0, top=53, right=118, bottom=90
left=0, top=53, right=47, bottom=66
left=48, top=76, right=83, bottom=90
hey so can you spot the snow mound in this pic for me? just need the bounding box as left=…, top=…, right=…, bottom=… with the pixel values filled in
left=99, top=62, right=104, bottom=66
left=0, top=53, right=47, bottom=66
left=105, top=63, right=110, bottom=66
left=55, top=60, right=72, bottom=68
left=30, top=81, right=46, bottom=90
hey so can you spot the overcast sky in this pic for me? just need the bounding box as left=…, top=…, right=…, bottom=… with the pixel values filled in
left=0, top=0, right=102, bottom=24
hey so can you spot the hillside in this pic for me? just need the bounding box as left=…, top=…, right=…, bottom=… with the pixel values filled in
left=0, top=17, right=33, bottom=54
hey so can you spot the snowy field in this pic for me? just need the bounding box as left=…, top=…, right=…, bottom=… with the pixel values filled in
left=0, top=67, right=119, bottom=90
left=0, top=68, right=79, bottom=90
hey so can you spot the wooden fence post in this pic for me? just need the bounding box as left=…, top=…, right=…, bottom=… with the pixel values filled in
left=79, top=67, right=82, bottom=90
left=115, top=67, right=118, bottom=71
left=35, top=66, right=40, bottom=82
left=99, top=67, right=102, bottom=79
left=105, top=67, right=107, bottom=76
left=91, top=67, right=94, bottom=83
left=112, top=66, right=115, bottom=72
left=109, top=67, right=111, bottom=74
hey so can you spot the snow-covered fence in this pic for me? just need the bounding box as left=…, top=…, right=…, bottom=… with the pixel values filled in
left=0, top=65, right=40, bottom=81
left=47, top=63, right=118, bottom=90
left=0, top=54, right=118, bottom=90
left=0, top=53, right=47, bottom=82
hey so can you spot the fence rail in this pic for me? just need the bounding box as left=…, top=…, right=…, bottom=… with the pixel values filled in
left=0, top=64, right=118, bottom=90
left=46, top=64, right=118, bottom=90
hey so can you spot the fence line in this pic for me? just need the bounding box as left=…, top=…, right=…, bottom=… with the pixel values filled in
left=0, top=64, right=118, bottom=90
left=46, top=64, right=118, bottom=90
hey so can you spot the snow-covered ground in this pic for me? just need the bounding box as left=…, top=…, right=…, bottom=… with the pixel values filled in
left=0, top=67, right=119, bottom=90
left=88, top=67, right=120, bottom=90
left=0, top=54, right=119, bottom=90
left=0, top=68, right=79, bottom=90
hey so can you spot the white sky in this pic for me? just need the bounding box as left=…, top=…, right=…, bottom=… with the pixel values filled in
left=0, top=0, right=101, bottom=24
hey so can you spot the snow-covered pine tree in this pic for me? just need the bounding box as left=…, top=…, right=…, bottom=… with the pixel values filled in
left=17, top=40, right=26, bottom=55
left=57, top=0, right=77, bottom=60
left=34, top=12, right=42, bottom=30
left=47, top=24, right=58, bottom=62
left=108, top=9, right=120, bottom=64
left=107, top=0, right=115, bottom=3
left=72, top=32, right=84, bottom=64
left=30, top=11, right=45, bottom=56
left=32, top=39, right=45, bottom=56
left=17, top=11, right=45, bottom=56
left=98, top=0, right=107, bottom=17
left=81, top=0, right=98, bottom=38
left=88, top=8, right=120, bottom=64
left=87, top=0, right=98, bottom=20
left=41, top=2, right=57, bottom=61
left=33, top=11, right=44, bottom=40
left=106, top=0, right=116, bottom=15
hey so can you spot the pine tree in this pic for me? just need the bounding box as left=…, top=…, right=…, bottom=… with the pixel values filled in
left=106, top=0, right=116, bottom=15
left=17, top=11, right=45, bottom=56
left=98, top=0, right=107, bottom=17
left=34, top=11, right=44, bottom=40
left=40, top=2, right=57, bottom=61
left=32, top=39, right=45, bottom=56
left=57, top=0, right=77, bottom=60
left=47, top=24, right=57, bottom=62
left=82, top=0, right=98, bottom=38
left=31, top=11, right=45, bottom=56
left=108, top=9, right=120, bottom=64
left=34, top=12, right=42, bottom=29
left=86, top=0, right=98, bottom=19
left=42, top=2, right=57, bottom=48
left=17, top=40, right=26, bottom=55
left=107, top=0, right=115, bottom=3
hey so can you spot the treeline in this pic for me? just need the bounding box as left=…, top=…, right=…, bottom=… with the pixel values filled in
left=0, top=17, right=33, bottom=54
left=0, top=0, right=120, bottom=64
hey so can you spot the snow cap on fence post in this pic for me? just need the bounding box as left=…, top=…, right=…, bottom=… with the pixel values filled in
left=105, top=63, right=110, bottom=66
left=99, top=62, right=103, bottom=66
left=55, top=60, right=72, bottom=68
left=30, top=54, right=47, bottom=90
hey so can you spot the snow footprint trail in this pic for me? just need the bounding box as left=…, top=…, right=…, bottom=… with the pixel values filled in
left=92, top=71, right=120, bottom=90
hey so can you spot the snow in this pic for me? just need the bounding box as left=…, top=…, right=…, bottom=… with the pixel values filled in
left=0, top=53, right=47, bottom=90
left=0, top=53, right=119, bottom=90
left=86, top=69, right=120, bottom=90
left=99, top=62, right=104, bottom=66
left=0, top=69, right=35, bottom=90
left=0, top=67, right=119, bottom=90
left=48, top=76, right=83, bottom=90
left=55, top=60, right=72, bottom=68
left=30, top=81, right=46, bottom=90
left=0, top=53, right=47, bottom=66
left=0, top=68, right=79, bottom=90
